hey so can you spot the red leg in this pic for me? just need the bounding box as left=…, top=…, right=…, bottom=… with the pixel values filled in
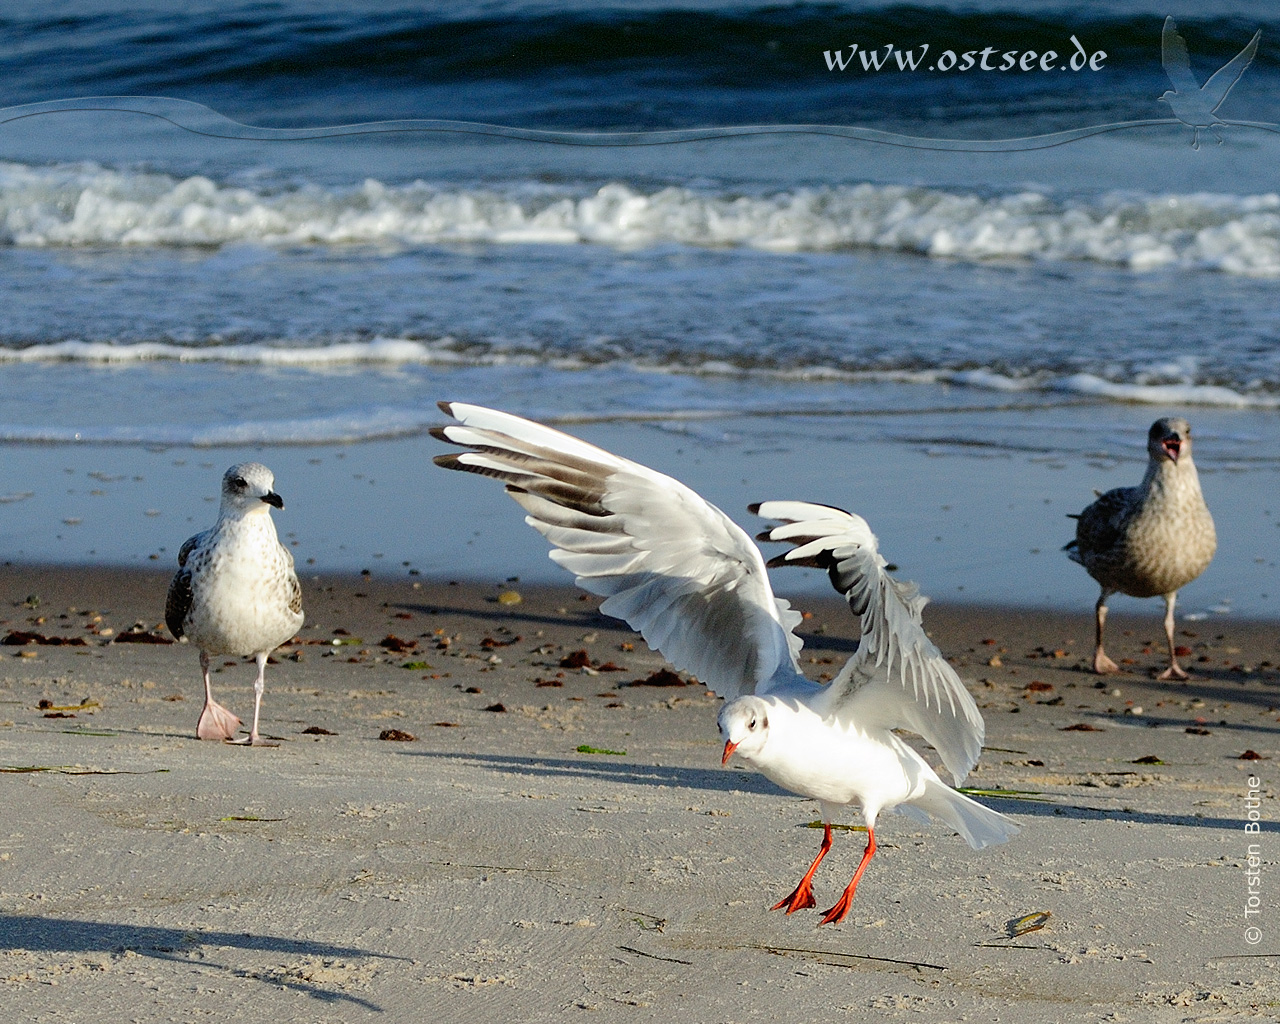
left=771, top=824, right=833, bottom=914
left=819, top=828, right=877, bottom=925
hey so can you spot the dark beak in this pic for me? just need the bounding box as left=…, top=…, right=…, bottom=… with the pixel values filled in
left=721, top=740, right=738, bottom=765
left=262, top=491, right=284, bottom=509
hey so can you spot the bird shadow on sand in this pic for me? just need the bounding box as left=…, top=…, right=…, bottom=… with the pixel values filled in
left=404, top=750, right=1271, bottom=834
left=405, top=749, right=790, bottom=798
left=394, top=600, right=863, bottom=650
left=394, top=600, right=620, bottom=634
left=1116, top=673, right=1280, bottom=714
left=1112, top=711, right=1280, bottom=736
left=0, top=915, right=401, bottom=1010
left=974, top=794, right=1274, bottom=834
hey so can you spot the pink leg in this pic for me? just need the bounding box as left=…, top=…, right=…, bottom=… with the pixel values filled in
left=1093, top=592, right=1119, bottom=675
left=1156, top=592, right=1189, bottom=680
left=772, top=823, right=833, bottom=914
left=196, top=650, right=242, bottom=741
left=227, top=653, right=277, bottom=746
left=819, top=828, right=877, bottom=926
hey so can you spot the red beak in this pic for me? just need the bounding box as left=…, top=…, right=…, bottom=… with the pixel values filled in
left=721, top=740, right=738, bottom=765
left=1162, top=437, right=1181, bottom=462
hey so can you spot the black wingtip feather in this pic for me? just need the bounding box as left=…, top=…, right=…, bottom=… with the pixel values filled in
left=437, top=400, right=454, bottom=416
left=766, top=552, right=828, bottom=570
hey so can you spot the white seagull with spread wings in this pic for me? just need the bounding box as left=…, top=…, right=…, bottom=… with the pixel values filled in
left=433, top=403, right=1018, bottom=924
left=1159, top=16, right=1261, bottom=149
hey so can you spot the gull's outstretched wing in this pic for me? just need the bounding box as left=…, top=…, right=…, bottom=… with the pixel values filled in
left=1203, top=29, right=1260, bottom=111
left=432, top=402, right=807, bottom=699
left=754, top=501, right=983, bottom=783
left=1161, top=17, right=1200, bottom=93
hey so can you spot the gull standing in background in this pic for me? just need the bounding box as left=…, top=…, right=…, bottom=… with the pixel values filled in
left=166, top=463, right=304, bottom=744
left=1065, top=418, right=1216, bottom=680
left=433, top=403, right=1018, bottom=925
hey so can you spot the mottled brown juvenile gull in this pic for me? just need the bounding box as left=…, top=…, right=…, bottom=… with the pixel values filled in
left=1065, top=417, right=1216, bottom=679
left=166, top=463, right=304, bottom=744
left=433, top=402, right=1017, bottom=925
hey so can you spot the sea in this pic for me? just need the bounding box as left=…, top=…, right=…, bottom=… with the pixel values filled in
left=0, top=1, right=1277, bottom=618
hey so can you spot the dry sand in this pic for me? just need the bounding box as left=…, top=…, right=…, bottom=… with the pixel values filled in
left=0, top=564, right=1276, bottom=1022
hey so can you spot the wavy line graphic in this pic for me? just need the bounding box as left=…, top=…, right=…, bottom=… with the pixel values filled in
left=2, top=96, right=1277, bottom=154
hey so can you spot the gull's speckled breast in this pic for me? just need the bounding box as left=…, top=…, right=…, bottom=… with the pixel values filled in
left=1074, top=452, right=1215, bottom=599
left=182, top=512, right=304, bottom=657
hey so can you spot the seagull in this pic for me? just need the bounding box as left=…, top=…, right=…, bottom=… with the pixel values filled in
left=433, top=402, right=1018, bottom=924
left=1065, top=418, right=1216, bottom=680
left=1158, top=16, right=1260, bottom=149
left=165, top=463, right=304, bottom=745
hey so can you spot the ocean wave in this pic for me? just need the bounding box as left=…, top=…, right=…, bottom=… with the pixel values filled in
left=3, top=163, right=1280, bottom=275
left=0, top=407, right=441, bottom=446
left=0, top=337, right=470, bottom=366
left=1, top=340, right=1276, bottom=441
left=949, top=369, right=1280, bottom=409
left=4, top=339, right=1276, bottom=406
left=800, top=368, right=1280, bottom=409
left=4, top=364, right=1273, bottom=449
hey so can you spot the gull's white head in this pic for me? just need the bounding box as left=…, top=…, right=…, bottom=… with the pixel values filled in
left=220, top=462, right=284, bottom=516
left=1147, top=417, right=1193, bottom=466
left=718, top=695, right=771, bottom=766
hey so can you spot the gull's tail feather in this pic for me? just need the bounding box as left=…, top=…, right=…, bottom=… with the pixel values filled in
left=902, top=779, right=1021, bottom=850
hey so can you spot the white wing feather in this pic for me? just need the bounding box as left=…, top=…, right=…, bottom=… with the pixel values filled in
left=1160, top=16, right=1200, bottom=93
left=433, top=403, right=806, bottom=699
left=754, top=500, right=984, bottom=783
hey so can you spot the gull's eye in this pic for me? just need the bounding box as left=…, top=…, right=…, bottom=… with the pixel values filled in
left=748, top=718, right=757, bottom=731
left=232, top=476, right=248, bottom=490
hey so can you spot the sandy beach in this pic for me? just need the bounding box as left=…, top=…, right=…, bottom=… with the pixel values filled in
left=0, top=563, right=1275, bottom=1022
left=5, top=3, right=1280, bottom=1021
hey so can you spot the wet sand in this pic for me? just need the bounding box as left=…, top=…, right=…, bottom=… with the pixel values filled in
left=0, top=564, right=1276, bottom=1022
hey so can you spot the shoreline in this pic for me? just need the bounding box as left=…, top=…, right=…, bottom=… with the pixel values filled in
left=1, top=400, right=1277, bottom=619
left=3, top=562, right=1278, bottom=751
left=4, top=558, right=1279, bottom=628
left=0, top=565, right=1276, bottom=1021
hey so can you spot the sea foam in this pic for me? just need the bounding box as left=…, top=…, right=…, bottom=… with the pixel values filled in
left=1, top=338, right=1275, bottom=442
left=3, top=162, right=1280, bottom=276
